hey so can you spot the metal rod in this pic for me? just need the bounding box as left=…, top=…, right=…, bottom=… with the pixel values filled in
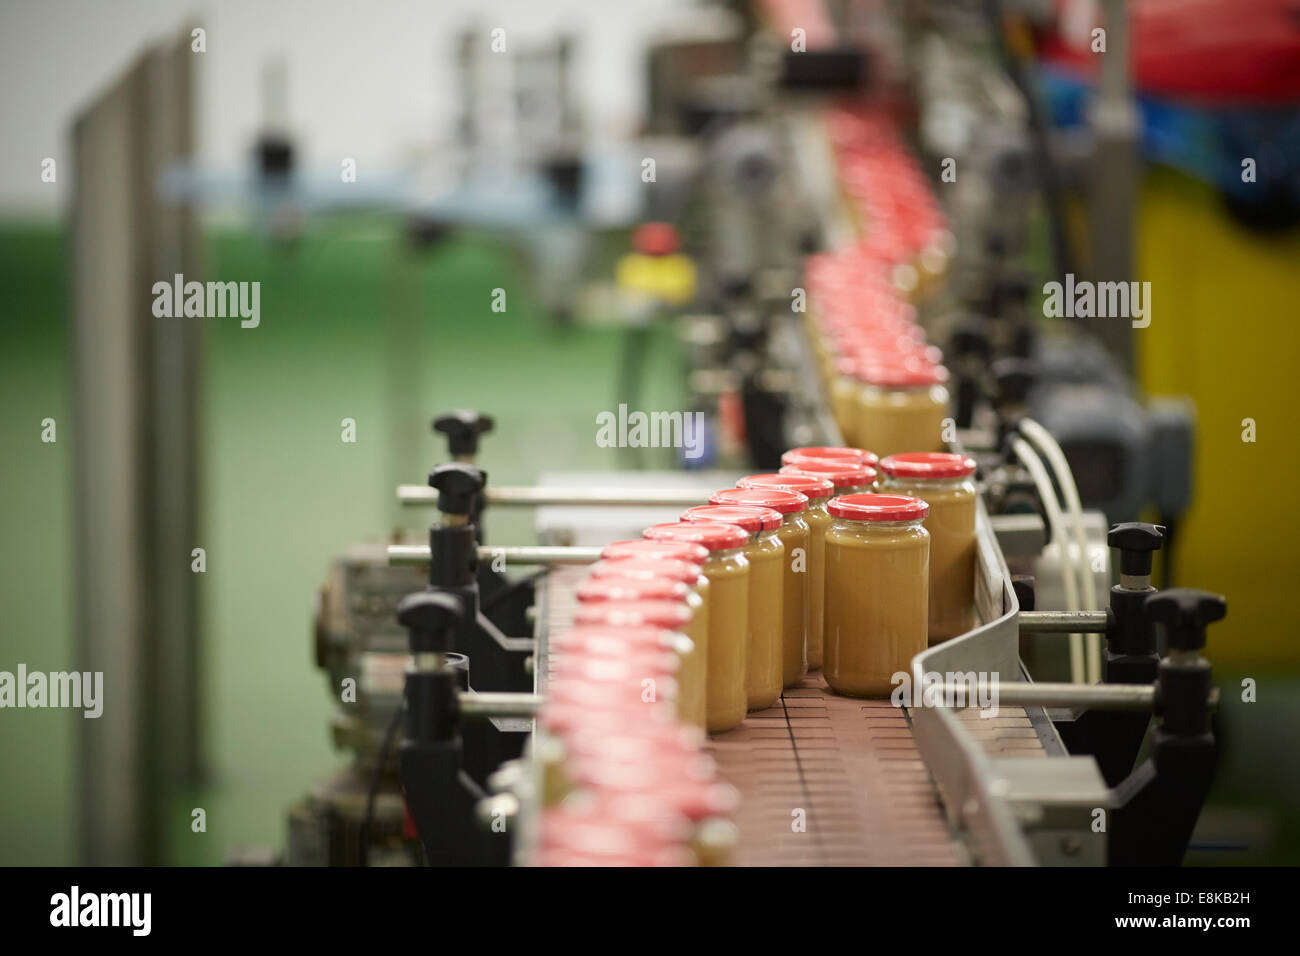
left=388, top=544, right=603, bottom=566
left=458, top=692, right=544, bottom=719
left=398, top=485, right=711, bottom=508
left=1017, top=610, right=1108, bottom=634
left=935, top=681, right=1154, bottom=711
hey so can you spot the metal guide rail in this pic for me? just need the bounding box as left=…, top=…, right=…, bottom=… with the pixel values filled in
left=533, top=501, right=1061, bottom=866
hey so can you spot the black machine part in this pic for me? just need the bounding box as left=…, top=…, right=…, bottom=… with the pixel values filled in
left=397, top=586, right=510, bottom=866
left=1107, top=588, right=1226, bottom=867
left=428, top=462, right=487, bottom=517
left=433, top=410, right=495, bottom=459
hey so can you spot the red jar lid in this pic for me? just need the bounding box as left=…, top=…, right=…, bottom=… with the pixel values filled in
left=737, top=472, right=835, bottom=498
left=574, top=600, right=692, bottom=631
left=643, top=521, right=749, bottom=552
left=784, top=453, right=880, bottom=473
left=779, top=461, right=878, bottom=489
left=680, top=504, right=782, bottom=532
left=879, top=452, right=976, bottom=479
left=782, top=446, right=875, bottom=466
left=539, top=698, right=673, bottom=737
left=567, top=726, right=704, bottom=765
left=589, top=557, right=701, bottom=586
left=707, top=486, right=808, bottom=514
left=861, top=360, right=950, bottom=387
left=537, top=806, right=680, bottom=858
left=550, top=625, right=675, bottom=655
left=575, top=577, right=691, bottom=604
left=600, top=539, right=708, bottom=565
left=547, top=671, right=679, bottom=709
left=594, top=775, right=740, bottom=823
left=827, top=493, right=928, bottom=522
left=549, top=650, right=680, bottom=683
left=573, top=748, right=715, bottom=791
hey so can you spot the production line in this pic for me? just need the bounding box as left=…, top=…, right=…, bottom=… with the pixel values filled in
left=279, top=2, right=1233, bottom=869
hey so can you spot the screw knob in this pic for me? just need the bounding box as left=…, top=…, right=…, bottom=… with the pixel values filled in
left=433, top=410, right=494, bottom=457
left=396, top=590, right=463, bottom=650
left=1144, top=588, right=1226, bottom=652
left=428, top=462, right=486, bottom=516
left=1108, top=522, right=1165, bottom=577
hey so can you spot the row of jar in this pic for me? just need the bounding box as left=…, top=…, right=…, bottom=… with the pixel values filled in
left=556, top=447, right=976, bottom=735
left=533, top=662, right=739, bottom=866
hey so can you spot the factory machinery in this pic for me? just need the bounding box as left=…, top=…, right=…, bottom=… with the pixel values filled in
left=288, top=1, right=1224, bottom=867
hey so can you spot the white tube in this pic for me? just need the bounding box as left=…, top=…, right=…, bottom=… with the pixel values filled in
left=1019, top=418, right=1101, bottom=683
left=1013, top=438, right=1084, bottom=684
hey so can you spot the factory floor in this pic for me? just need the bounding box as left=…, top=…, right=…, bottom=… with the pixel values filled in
left=0, top=220, right=1296, bottom=865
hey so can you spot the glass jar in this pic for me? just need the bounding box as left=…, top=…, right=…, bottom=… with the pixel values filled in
left=707, top=486, right=812, bottom=687
left=854, top=360, right=951, bottom=459
left=735, top=473, right=835, bottom=673
left=588, top=557, right=710, bottom=691
left=823, top=494, right=929, bottom=698
left=643, top=522, right=751, bottom=733
left=878, top=452, right=977, bottom=643
left=829, top=357, right=862, bottom=446
left=681, top=504, right=785, bottom=711
left=572, top=589, right=705, bottom=729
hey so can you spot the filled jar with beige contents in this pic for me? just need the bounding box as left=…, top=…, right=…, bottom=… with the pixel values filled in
left=854, top=360, right=951, bottom=459
left=588, top=556, right=709, bottom=686
left=735, top=473, right=835, bottom=673
left=829, top=357, right=863, bottom=446
left=680, top=504, right=784, bottom=712
left=878, top=452, right=977, bottom=643
left=710, top=485, right=811, bottom=686
left=573, top=582, right=705, bottom=729
left=642, top=522, right=750, bottom=734
left=823, top=493, right=929, bottom=698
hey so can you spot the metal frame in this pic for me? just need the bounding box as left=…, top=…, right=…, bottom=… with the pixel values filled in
left=911, top=498, right=1115, bottom=866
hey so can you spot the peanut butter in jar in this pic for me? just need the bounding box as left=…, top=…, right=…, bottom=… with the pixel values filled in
left=823, top=493, right=929, bottom=698
left=573, top=582, right=705, bottom=729
left=708, top=486, right=812, bottom=687
left=588, top=556, right=711, bottom=699
left=878, top=452, right=978, bottom=643
left=642, top=522, right=751, bottom=734
left=734, top=473, right=836, bottom=673
left=681, top=503, right=785, bottom=711
left=854, top=359, right=951, bottom=459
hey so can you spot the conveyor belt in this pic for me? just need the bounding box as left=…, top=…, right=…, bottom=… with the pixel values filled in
left=539, top=566, right=1050, bottom=866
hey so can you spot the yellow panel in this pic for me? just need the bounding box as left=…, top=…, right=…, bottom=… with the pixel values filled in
left=1136, top=167, right=1300, bottom=670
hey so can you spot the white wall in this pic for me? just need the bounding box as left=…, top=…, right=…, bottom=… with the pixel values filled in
left=0, top=0, right=696, bottom=216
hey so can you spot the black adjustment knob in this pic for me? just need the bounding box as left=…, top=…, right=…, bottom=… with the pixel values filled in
left=397, top=589, right=463, bottom=653
left=433, top=410, right=494, bottom=458
left=1144, top=589, right=1226, bottom=652
left=428, top=462, right=486, bottom=516
left=1108, top=522, right=1166, bottom=576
